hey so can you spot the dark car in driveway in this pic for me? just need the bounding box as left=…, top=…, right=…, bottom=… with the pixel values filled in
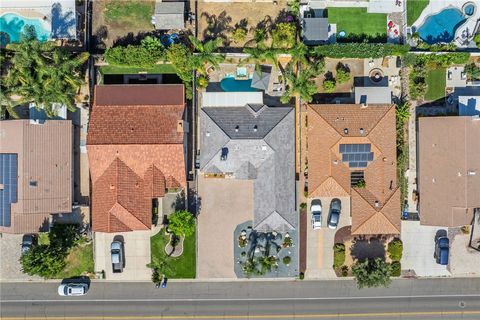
left=327, top=199, right=341, bottom=229
left=111, top=240, right=124, bottom=273
left=435, top=236, right=449, bottom=265
left=21, top=234, right=37, bottom=254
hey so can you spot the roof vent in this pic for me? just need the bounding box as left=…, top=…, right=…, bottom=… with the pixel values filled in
left=344, top=128, right=349, bottom=135
left=374, top=200, right=380, bottom=208
left=206, top=131, right=211, bottom=137
left=333, top=159, right=338, bottom=165
left=235, top=125, right=239, bottom=132
left=360, top=128, right=365, bottom=135
left=361, top=102, right=368, bottom=108
left=110, top=184, right=115, bottom=190
left=29, top=181, right=38, bottom=188
left=253, top=125, right=258, bottom=132
left=468, top=170, right=477, bottom=176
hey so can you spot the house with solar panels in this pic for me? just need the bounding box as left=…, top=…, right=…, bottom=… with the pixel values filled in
left=307, top=104, right=400, bottom=235
left=0, top=120, right=72, bottom=234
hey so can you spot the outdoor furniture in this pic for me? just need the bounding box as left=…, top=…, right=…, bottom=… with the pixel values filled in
left=236, top=67, right=248, bottom=79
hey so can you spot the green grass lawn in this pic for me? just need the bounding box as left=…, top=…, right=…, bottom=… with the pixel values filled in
left=407, top=0, right=429, bottom=25
left=425, top=68, right=446, bottom=101
left=151, top=229, right=196, bottom=279
left=56, top=243, right=94, bottom=279
left=99, top=64, right=176, bottom=75
left=327, top=8, right=386, bottom=39
left=104, top=0, right=155, bottom=29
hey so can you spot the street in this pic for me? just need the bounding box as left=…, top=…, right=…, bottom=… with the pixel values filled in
left=2, top=278, right=480, bottom=319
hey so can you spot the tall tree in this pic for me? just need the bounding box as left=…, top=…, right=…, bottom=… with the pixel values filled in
left=3, top=29, right=88, bottom=117
left=280, top=63, right=318, bottom=104
left=188, top=36, right=225, bottom=75
left=352, top=258, right=392, bottom=289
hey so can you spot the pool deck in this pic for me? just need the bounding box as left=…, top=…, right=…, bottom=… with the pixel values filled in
left=412, top=0, right=480, bottom=48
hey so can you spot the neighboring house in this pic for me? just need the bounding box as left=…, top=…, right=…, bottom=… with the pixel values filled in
left=200, top=103, right=296, bottom=232
left=87, top=85, right=187, bottom=233
left=0, top=119, right=72, bottom=233
left=152, top=1, right=185, bottom=30
left=308, top=104, right=400, bottom=235
left=453, top=87, right=480, bottom=116
left=418, top=116, right=480, bottom=227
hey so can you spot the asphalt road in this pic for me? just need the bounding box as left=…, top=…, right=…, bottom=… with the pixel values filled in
left=2, top=278, right=480, bottom=319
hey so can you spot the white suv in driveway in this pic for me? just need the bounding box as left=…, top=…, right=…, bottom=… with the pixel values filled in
left=311, top=199, right=322, bottom=229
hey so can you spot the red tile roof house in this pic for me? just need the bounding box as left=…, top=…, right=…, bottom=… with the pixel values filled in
left=307, top=104, right=401, bottom=235
left=87, top=85, right=187, bottom=233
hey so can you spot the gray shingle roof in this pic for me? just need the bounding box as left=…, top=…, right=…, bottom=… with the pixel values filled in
left=200, top=104, right=296, bottom=232
left=153, top=2, right=184, bottom=30
left=302, top=18, right=329, bottom=44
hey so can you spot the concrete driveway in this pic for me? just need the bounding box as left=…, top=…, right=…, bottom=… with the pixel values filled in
left=401, top=221, right=451, bottom=277
left=94, top=230, right=152, bottom=281
left=0, top=233, right=41, bottom=281
left=197, top=176, right=253, bottom=279
left=449, top=231, right=480, bottom=277
left=305, top=196, right=350, bottom=279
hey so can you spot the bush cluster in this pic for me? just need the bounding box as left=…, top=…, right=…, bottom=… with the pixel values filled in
left=390, top=261, right=401, bottom=277
left=314, top=43, right=410, bottom=59
left=387, top=238, right=403, bottom=261
left=104, top=36, right=165, bottom=68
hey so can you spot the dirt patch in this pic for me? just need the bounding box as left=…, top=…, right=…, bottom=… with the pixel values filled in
left=92, top=0, right=156, bottom=49
left=315, top=58, right=365, bottom=94
left=197, top=0, right=289, bottom=48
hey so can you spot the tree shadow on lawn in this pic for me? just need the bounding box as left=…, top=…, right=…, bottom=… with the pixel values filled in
left=350, top=237, right=385, bottom=262
left=201, top=11, right=233, bottom=45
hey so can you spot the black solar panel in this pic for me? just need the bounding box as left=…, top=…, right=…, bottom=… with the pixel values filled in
left=0, top=154, right=17, bottom=227
left=339, top=144, right=373, bottom=169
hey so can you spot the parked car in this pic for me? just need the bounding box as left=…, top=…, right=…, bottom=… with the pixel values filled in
left=328, top=199, right=341, bottom=229
left=435, top=236, right=449, bottom=265
left=57, top=283, right=89, bottom=296
left=111, top=240, right=124, bottom=273
left=311, top=199, right=322, bottom=229
left=21, top=234, right=37, bottom=254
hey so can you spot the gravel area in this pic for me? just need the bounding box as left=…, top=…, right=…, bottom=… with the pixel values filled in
left=0, top=234, right=42, bottom=281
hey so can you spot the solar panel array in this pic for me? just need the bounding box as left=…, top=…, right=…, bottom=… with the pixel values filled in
left=339, top=144, right=373, bottom=168
left=0, top=154, right=18, bottom=227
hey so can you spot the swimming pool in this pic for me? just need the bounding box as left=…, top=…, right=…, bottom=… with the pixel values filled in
left=417, top=8, right=466, bottom=44
left=220, top=76, right=257, bottom=92
left=0, top=13, right=50, bottom=45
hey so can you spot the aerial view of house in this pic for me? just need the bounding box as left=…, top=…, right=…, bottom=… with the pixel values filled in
left=2, top=0, right=480, bottom=318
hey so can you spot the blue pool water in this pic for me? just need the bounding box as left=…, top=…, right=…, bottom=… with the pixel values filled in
left=220, top=76, right=257, bottom=92
left=464, top=4, right=475, bottom=16
left=0, top=13, right=50, bottom=45
left=417, top=8, right=466, bottom=44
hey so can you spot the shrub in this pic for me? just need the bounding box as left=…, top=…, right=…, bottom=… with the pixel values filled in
left=355, top=179, right=366, bottom=189
left=283, top=256, right=292, bottom=265
left=465, top=63, right=480, bottom=81
left=299, top=272, right=305, bottom=280
left=20, top=245, right=66, bottom=278
left=283, top=236, right=293, bottom=248
left=387, top=239, right=403, bottom=261
left=241, top=251, right=247, bottom=257
left=168, top=210, right=196, bottom=237
left=232, top=28, right=248, bottom=44
left=300, top=202, right=307, bottom=210
left=323, top=79, right=336, bottom=93
left=390, top=261, right=401, bottom=277
left=104, top=43, right=164, bottom=68
left=314, top=43, right=410, bottom=59
left=166, top=43, right=194, bottom=99
left=333, top=244, right=346, bottom=269
left=272, top=23, right=297, bottom=49
left=341, top=265, right=349, bottom=277
left=474, top=33, right=480, bottom=48
left=336, top=66, right=351, bottom=84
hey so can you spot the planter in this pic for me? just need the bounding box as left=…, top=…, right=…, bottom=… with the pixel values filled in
left=165, top=234, right=184, bottom=258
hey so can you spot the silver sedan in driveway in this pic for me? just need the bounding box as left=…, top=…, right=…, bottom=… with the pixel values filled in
left=328, top=199, right=341, bottom=229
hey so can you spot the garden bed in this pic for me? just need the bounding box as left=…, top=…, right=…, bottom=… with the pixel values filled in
left=150, top=228, right=196, bottom=279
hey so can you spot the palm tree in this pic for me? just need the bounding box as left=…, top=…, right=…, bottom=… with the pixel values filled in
left=281, top=63, right=318, bottom=104
left=244, top=45, right=280, bottom=73
left=3, top=33, right=88, bottom=116
left=288, top=42, right=309, bottom=67
left=188, top=36, right=225, bottom=75
left=258, top=255, right=278, bottom=274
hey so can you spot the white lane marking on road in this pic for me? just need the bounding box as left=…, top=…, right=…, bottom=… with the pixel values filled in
left=2, top=294, right=480, bottom=303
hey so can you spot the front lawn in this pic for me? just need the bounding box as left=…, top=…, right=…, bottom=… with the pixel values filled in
left=425, top=68, right=446, bottom=101
left=407, top=0, right=429, bottom=25
left=327, top=8, right=386, bottom=40
left=56, top=242, right=94, bottom=279
left=104, top=0, right=155, bottom=29
left=151, top=228, right=196, bottom=279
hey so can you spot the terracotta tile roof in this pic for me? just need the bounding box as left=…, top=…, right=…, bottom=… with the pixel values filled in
left=94, top=84, right=184, bottom=106
left=307, top=104, right=400, bottom=235
left=88, top=85, right=186, bottom=233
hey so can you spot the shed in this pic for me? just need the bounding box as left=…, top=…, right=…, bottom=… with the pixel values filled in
left=153, top=1, right=185, bottom=30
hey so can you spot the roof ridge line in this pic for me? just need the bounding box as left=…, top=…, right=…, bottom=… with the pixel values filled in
left=366, top=104, right=396, bottom=137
